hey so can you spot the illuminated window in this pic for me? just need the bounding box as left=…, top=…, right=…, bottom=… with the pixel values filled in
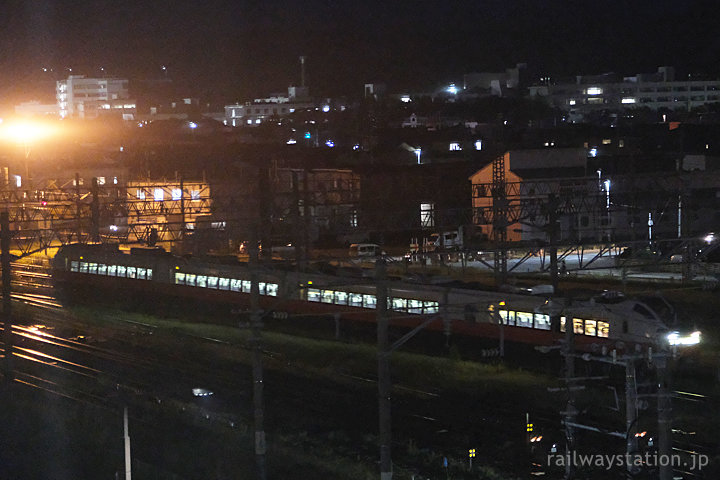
left=98, top=264, right=107, bottom=275
left=424, top=301, right=439, bottom=314
left=307, top=288, right=321, bottom=302
left=97, top=177, right=106, bottom=185
left=408, top=299, right=423, bottom=314
left=534, top=314, right=551, bottom=330
left=584, top=319, right=597, bottom=336
left=598, top=321, right=610, bottom=338
left=474, top=140, right=482, bottom=151
left=321, top=290, right=334, bottom=303
left=587, top=87, right=603, bottom=95
left=449, top=142, right=462, bottom=151
left=207, top=276, right=218, bottom=289
left=349, top=293, right=363, bottom=306
left=334, top=291, right=348, bottom=305
left=154, top=189, right=164, bottom=201
left=126, top=266, right=136, bottom=279
left=621, top=97, right=636, bottom=104
left=266, top=283, right=278, bottom=297
left=136, top=189, right=145, bottom=200
left=117, top=265, right=127, bottom=278
left=172, top=188, right=182, bottom=200
left=363, top=294, right=377, bottom=309
left=516, top=312, right=533, bottom=328
left=107, top=265, right=117, bottom=277
left=191, top=190, right=200, bottom=200
left=392, top=298, right=407, bottom=312
left=500, top=310, right=516, bottom=326
left=569, top=99, right=577, bottom=106
left=218, top=278, right=230, bottom=290
left=420, top=203, right=435, bottom=228
left=230, top=279, right=242, bottom=292
left=573, top=318, right=584, bottom=335
left=196, top=275, right=207, bottom=288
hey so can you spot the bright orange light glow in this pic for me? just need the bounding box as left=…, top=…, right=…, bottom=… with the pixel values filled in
left=0, top=120, right=59, bottom=145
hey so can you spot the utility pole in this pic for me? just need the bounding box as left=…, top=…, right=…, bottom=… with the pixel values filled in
left=547, top=194, right=560, bottom=292
left=625, top=357, right=638, bottom=469
left=75, top=173, right=82, bottom=243
left=1, top=212, right=12, bottom=384
left=91, top=177, right=100, bottom=243
left=491, top=155, right=508, bottom=286
left=656, top=355, right=672, bottom=480
left=248, top=226, right=266, bottom=480
left=376, top=258, right=392, bottom=480
left=563, top=315, right=576, bottom=480
left=123, top=407, right=132, bottom=480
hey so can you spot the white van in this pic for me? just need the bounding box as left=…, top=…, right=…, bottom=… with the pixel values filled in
left=349, top=243, right=384, bottom=257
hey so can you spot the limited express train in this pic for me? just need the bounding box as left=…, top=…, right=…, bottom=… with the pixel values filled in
left=50, top=243, right=700, bottom=352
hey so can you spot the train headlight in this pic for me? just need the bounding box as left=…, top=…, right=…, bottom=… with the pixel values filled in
left=666, top=330, right=701, bottom=346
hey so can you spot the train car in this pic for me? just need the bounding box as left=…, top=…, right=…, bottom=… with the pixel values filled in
left=50, top=244, right=701, bottom=352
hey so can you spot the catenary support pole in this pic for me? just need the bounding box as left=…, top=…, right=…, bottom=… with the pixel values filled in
left=249, top=227, right=266, bottom=480
left=376, top=259, right=392, bottom=480
left=123, top=406, right=132, bottom=480
left=1, top=212, right=11, bottom=384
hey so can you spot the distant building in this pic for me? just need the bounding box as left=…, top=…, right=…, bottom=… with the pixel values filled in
left=14, top=101, right=59, bottom=117
left=224, top=86, right=315, bottom=127
left=530, top=67, right=720, bottom=122
left=56, top=75, right=136, bottom=120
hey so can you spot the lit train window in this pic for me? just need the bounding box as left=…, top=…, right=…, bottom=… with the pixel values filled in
left=392, top=298, right=407, bottom=312
left=499, top=310, right=515, bottom=326
left=349, top=293, right=363, bottom=306
left=79, top=262, right=88, bottom=273
left=560, top=317, right=566, bottom=332
left=584, top=319, right=597, bottom=336
left=70, top=261, right=79, bottom=272
left=185, top=273, right=196, bottom=286
left=598, top=321, right=610, bottom=338
left=534, top=314, right=551, bottom=330
left=334, top=291, right=348, bottom=305
left=259, top=282, right=266, bottom=295
left=207, top=276, right=218, bottom=289
left=117, top=265, right=127, bottom=278
left=573, top=318, right=584, bottom=335
left=98, top=264, right=107, bottom=275
left=196, top=275, right=207, bottom=288
left=317, top=289, right=331, bottom=303
left=363, top=294, right=377, bottom=309
left=219, top=278, right=230, bottom=290
left=266, top=283, right=278, bottom=297
left=230, top=279, right=242, bottom=292
left=88, top=263, right=98, bottom=274
left=107, top=265, right=117, bottom=277
left=127, top=267, right=137, bottom=279
left=175, top=272, right=186, bottom=284
left=516, top=311, right=533, bottom=328
left=424, top=301, right=439, bottom=314
left=408, top=299, right=423, bottom=314
left=242, top=280, right=251, bottom=293
left=307, top=288, right=321, bottom=302
left=147, top=270, right=153, bottom=280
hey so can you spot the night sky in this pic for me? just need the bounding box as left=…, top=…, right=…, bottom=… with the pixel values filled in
left=1, top=0, right=719, bottom=106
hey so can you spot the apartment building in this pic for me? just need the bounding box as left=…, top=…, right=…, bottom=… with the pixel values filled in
left=56, top=75, right=136, bottom=119
left=530, top=67, right=720, bottom=122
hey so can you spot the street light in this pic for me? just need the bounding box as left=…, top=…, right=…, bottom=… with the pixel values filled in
left=0, top=120, right=58, bottom=187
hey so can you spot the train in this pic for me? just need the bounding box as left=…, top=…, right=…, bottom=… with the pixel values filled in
left=50, top=243, right=701, bottom=353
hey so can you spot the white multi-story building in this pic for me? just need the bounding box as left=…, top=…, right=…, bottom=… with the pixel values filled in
left=224, top=86, right=315, bottom=127
left=56, top=75, right=136, bottom=119
left=530, top=67, right=720, bottom=121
